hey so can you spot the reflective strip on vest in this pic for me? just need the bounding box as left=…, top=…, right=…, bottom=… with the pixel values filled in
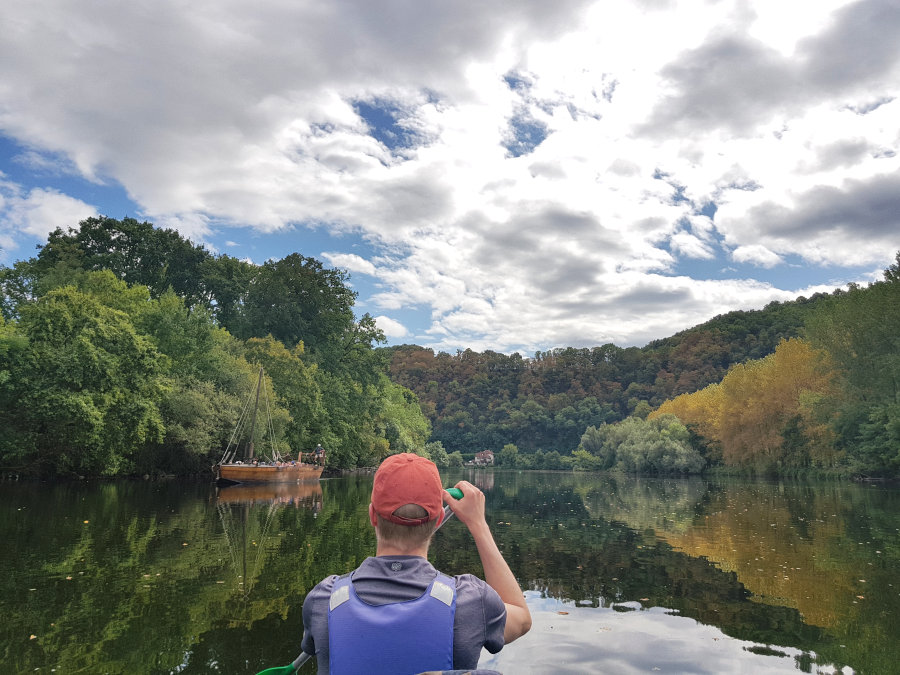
left=328, top=573, right=456, bottom=675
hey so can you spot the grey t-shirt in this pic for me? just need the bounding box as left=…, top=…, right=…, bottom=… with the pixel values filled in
left=301, top=556, right=506, bottom=674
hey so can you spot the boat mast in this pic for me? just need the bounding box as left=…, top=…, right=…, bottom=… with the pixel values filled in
left=246, top=366, right=263, bottom=460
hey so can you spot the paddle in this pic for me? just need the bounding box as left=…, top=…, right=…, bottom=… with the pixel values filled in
left=436, top=487, right=463, bottom=531
left=255, top=651, right=311, bottom=675
left=254, top=487, right=464, bottom=674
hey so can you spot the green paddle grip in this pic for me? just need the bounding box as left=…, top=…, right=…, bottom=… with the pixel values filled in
left=446, top=487, right=463, bottom=499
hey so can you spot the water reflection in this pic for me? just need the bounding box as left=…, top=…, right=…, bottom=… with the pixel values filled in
left=481, top=592, right=812, bottom=674
left=0, top=473, right=897, bottom=674
left=435, top=471, right=898, bottom=674
left=215, top=481, right=324, bottom=509
left=215, top=482, right=324, bottom=600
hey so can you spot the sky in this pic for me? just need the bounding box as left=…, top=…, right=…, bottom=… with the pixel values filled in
left=1, top=0, right=898, bottom=356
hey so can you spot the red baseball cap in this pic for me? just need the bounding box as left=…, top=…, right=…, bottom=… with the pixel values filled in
left=372, top=453, right=443, bottom=525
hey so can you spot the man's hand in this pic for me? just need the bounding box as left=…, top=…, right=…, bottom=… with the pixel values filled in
left=442, top=480, right=486, bottom=528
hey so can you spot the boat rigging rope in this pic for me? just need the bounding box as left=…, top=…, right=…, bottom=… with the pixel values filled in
left=220, top=382, right=258, bottom=465
left=261, top=382, right=283, bottom=463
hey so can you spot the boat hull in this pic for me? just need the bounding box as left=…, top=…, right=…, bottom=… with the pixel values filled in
left=217, top=462, right=323, bottom=485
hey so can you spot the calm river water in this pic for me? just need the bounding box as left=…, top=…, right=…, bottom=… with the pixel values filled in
left=2, top=471, right=898, bottom=674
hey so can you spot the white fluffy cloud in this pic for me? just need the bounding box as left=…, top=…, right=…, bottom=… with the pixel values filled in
left=1, top=0, right=898, bottom=352
left=374, top=315, right=408, bottom=339
left=0, top=182, right=97, bottom=251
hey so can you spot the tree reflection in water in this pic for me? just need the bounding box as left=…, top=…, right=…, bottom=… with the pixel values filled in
left=0, top=472, right=896, bottom=674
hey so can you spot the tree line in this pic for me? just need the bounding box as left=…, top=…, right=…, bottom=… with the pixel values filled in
left=2, top=216, right=896, bottom=479
left=0, top=217, right=430, bottom=476
left=383, top=299, right=818, bottom=462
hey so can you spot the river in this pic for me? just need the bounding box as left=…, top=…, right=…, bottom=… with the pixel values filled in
left=1, top=470, right=897, bottom=674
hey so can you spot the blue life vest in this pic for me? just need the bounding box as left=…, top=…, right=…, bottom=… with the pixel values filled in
left=328, top=572, right=456, bottom=675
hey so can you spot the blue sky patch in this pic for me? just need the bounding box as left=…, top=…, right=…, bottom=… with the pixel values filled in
left=503, top=71, right=532, bottom=93
left=503, top=110, right=550, bottom=158
left=352, top=98, right=424, bottom=156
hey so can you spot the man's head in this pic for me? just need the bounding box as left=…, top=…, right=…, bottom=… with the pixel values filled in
left=370, top=453, right=444, bottom=551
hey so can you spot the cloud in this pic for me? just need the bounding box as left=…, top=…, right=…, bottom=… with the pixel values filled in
left=719, top=172, right=900, bottom=266
left=322, top=252, right=377, bottom=276
left=644, top=0, right=900, bottom=137
left=374, top=315, right=408, bottom=339
left=731, top=244, right=783, bottom=268
left=799, top=0, right=900, bottom=91
left=1, top=0, right=897, bottom=352
left=0, top=183, right=97, bottom=246
left=670, top=231, right=716, bottom=260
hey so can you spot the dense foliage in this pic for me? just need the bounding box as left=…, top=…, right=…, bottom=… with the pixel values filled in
left=650, top=338, right=838, bottom=473
left=648, top=256, right=900, bottom=477
left=0, top=218, right=429, bottom=476
left=383, top=296, right=823, bottom=466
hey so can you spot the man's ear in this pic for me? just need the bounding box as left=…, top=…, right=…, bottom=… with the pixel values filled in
left=369, top=502, right=377, bottom=527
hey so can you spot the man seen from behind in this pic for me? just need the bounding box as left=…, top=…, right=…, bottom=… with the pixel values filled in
left=300, top=452, right=532, bottom=674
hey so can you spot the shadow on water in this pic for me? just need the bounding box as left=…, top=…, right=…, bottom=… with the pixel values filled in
left=1, top=472, right=897, bottom=673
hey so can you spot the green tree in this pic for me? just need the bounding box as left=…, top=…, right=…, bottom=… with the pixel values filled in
left=234, top=254, right=358, bottom=358
left=425, top=440, right=450, bottom=467
left=570, top=447, right=603, bottom=471
left=1, top=258, right=45, bottom=319
left=806, top=265, right=900, bottom=475
left=36, top=216, right=213, bottom=305
left=198, top=253, right=255, bottom=329
left=3, top=286, right=166, bottom=475
left=377, top=379, right=432, bottom=455
left=578, top=415, right=704, bottom=474
left=242, top=335, right=322, bottom=456
left=578, top=424, right=617, bottom=470
left=498, top=443, right=520, bottom=467
left=135, top=376, right=241, bottom=475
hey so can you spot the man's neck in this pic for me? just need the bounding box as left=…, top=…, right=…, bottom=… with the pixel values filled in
left=375, top=543, right=430, bottom=558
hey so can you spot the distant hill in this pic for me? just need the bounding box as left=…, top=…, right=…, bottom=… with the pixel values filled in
left=384, top=291, right=835, bottom=455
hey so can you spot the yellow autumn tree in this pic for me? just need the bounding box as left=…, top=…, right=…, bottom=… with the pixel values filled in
left=653, top=338, right=837, bottom=471
left=651, top=382, right=723, bottom=462
left=719, top=338, right=836, bottom=469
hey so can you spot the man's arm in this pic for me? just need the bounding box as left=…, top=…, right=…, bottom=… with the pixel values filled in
left=444, top=482, right=532, bottom=643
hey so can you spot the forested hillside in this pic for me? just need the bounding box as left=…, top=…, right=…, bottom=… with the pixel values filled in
left=384, top=294, right=823, bottom=455
left=0, top=217, right=429, bottom=476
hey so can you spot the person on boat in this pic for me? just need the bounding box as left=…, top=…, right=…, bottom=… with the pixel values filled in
left=300, top=452, right=531, bottom=674
left=314, top=443, right=325, bottom=466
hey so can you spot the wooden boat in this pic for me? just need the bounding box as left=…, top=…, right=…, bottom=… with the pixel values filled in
left=217, top=461, right=323, bottom=485
left=215, top=366, right=324, bottom=485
